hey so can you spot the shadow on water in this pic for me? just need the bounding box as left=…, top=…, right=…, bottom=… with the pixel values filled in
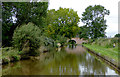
left=2, top=45, right=119, bottom=75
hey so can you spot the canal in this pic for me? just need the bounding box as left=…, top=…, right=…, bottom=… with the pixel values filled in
left=2, top=45, right=119, bottom=75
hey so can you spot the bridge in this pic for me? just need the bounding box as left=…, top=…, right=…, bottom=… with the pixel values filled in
left=68, top=37, right=87, bottom=44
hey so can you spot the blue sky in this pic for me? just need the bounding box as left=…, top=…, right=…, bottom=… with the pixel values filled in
left=48, top=0, right=119, bottom=37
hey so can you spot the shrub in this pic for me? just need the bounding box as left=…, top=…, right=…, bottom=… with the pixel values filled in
left=2, top=57, right=10, bottom=64
left=91, top=37, right=118, bottom=48
left=88, top=39, right=95, bottom=44
left=2, top=47, right=21, bottom=62
left=42, top=36, right=55, bottom=47
left=114, top=34, right=120, bottom=38
left=13, top=55, right=21, bottom=61
left=55, top=35, right=67, bottom=47
left=12, top=22, right=42, bottom=55
left=2, top=47, right=18, bottom=56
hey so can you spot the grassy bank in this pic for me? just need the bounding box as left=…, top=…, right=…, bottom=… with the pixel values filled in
left=83, top=44, right=118, bottom=62
left=1, top=45, right=58, bottom=65
left=1, top=47, right=21, bottom=64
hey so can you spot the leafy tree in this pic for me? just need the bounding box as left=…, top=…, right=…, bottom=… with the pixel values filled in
left=12, top=23, right=42, bottom=55
left=114, top=34, right=120, bottom=38
left=81, top=5, right=110, bottom=39
left=46, top=7, right=80, bottom=39
left=78, top=26, right=89, bottom=39
left=2, top=3, right=14, bottom=46
left=2, top=2, right=48, bottom=46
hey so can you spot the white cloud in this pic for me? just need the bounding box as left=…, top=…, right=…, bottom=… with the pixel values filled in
left=48, top=0, right=119, bottom=37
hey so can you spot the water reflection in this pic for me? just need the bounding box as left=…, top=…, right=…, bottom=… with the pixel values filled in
left=2, top=46, right=119, bottom=75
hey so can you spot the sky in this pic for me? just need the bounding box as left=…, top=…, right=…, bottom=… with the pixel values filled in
left=48, top=0, right=119, bottom=37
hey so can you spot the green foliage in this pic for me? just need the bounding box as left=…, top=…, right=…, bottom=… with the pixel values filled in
left=114, top=34, right=120, bottom=38
left=12, top=55, right=21, bottom=61
left=81, top=5, right=110, bottom=39
left=12, top=22, right=42, bottom=54
left=78, top=26, right=89, bottom=39
left=41, top=36, right=55, bottom=47
left=2, top=3, right=14, bottom=46
left=83, top=44, right=118, bottom=62
left=55, top=35, right=67, bottom=47
left=2, top=2, right=48, bottom=46
left=46, top=7, right=80, bottom=39
left=2, top=57, right=10, bottom=64
left=88, top=39, right=95, bottom=44
left=37, top=36, right=56, bottom=52
left=2, top=47, right=21, bottom=63
left=2, top=47, right=19, bottom=57
left=91, top=38, right=118, bottom=48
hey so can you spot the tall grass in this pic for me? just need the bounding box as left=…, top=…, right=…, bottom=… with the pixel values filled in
left=84, top=37, right=119, bottom=62
left=2, top=47, right=21, bottom=64
left=90, top=37, right=118, bottom=48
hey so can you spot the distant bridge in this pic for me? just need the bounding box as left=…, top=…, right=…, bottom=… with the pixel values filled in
left=68, top=37, right=87, bottom=44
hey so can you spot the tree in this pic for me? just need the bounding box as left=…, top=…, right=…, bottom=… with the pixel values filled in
left=12, top=23, right=42, bottom=55
left=81, top=5, right=110, bottom=39
left=2, top=2, right=48, bottom=46
left=114, top=34, right=120, bottom=38
left=2, top=2, right=14, bottom=46
left=46, top=7, right=80, bottom=39
left=78, top=26, right=89, bottom=39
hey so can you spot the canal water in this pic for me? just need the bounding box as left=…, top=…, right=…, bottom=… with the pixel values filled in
left=2, top=45, right=119, bottom=75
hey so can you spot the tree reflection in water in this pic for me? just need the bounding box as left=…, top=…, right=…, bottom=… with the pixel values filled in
left=2, top=46, right=118, bottom=75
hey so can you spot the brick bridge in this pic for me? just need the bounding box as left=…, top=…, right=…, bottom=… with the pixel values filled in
left=68, top=37, right=87, bottom=44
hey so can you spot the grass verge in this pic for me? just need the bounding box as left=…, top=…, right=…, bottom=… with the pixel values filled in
left=83, top=44, right=118, bottom=62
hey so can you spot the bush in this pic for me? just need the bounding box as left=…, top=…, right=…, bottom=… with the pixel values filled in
left=88, top=39, right=95, bottom=44
left=42, top=36, right=55, bottom=47
left=2, top=47, right=21, bottom=63
left=9, top=55, right=21, bottom=62
left=114, top=34, right=120, bottom=38
left=12, top=22, right=42, bottom=55
left=2, top=57, right=10, bottom=64
left=91, top=37, right=118, bottom=48
left=55, top=35, right=67, bottom=47
left=2, top=47, right=18, bottom=56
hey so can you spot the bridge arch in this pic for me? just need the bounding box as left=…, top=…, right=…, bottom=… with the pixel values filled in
left=68, top=40, right=76, bottom=44
left=68, top=37, right=87, bottom=44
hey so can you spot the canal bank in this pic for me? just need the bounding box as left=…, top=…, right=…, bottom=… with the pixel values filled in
left=82, top=44, right=120, bottom=74
left=2, top=45, right=119, bottom=75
